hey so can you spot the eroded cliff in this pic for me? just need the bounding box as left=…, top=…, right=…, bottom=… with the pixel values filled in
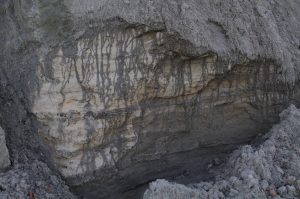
left=0, top=0, right=299, bottom=198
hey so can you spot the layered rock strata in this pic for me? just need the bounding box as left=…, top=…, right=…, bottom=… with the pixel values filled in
left=0, top=0, right=299, bottom=199
left=33, top=26, right=297, bottom=198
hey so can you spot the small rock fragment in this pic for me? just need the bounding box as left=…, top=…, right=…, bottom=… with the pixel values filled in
left=229, top=176, right=239, bottom=188
left=199, top=182, right=213, bottom=191
left=213, top=158, right=222, bottom=166
left=0, top=127, right=10, bottom=170
left=260, top=180, right=269, bottom=190
left=275, top=166, right=284, bottom=176
left=287, top=176, right=296, bottom=185
left=269, top=189, right=277, bottom=197
left=286, top=185, right=296, bottom=196
left=277, top=186, right=287, bottom=195
left=229, top=188, right=239, bottom=197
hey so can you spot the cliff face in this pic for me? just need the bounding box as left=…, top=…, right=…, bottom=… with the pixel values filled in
left=0, top=0, right=300, bottom=198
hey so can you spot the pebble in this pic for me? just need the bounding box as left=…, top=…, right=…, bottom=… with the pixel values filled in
left=229, top=188, right=239, bottom=197
left=270, top=189, right=277, bottom=197
left=199, top=182, right=213, bottom=191
left=286, top=185, right=296, bottom=195
left=277, top=186, right=287, bottom=195
left=275, top=166, right=284, bottom=175
left=229, top=176, right=239, bottom=187
left=260, top=180, right=269, bottom=190
left=213, top=158, right=222, bottom=166
left=287, top=176, right=296, bottom=185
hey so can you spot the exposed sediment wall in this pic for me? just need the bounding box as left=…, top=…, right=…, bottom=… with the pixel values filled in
left=0, top=0, right=299, bottom=198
